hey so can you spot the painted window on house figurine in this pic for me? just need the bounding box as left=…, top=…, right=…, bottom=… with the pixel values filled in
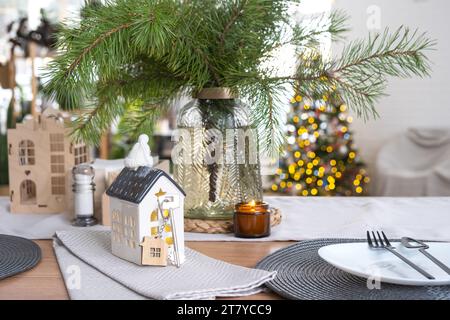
left=111, top=210, right=137, bottom=248
left=18, top=140, right=35, bottom=165
left=150, top=210, right=158, bottom=236
left=50, top=133, right=65, bottom=152
left=74, top=145, right=88, bottom=165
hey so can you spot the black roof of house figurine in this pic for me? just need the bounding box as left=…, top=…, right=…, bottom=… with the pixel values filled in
left=106, top=167, right=186, bottom=204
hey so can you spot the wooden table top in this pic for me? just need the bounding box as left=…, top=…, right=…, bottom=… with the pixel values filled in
left=0, top=239, right=292, bottom=300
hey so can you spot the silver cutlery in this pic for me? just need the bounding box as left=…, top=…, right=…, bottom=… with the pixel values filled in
left=401, top=237, right=450, bottom=275
left=366, top=231, right=434, bottom=280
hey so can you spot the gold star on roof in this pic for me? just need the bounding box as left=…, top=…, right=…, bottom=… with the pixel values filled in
left=155, top=188, right=167, bottom=198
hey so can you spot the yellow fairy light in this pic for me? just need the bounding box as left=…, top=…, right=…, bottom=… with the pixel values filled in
left=356, top=174, right=363, bottom=180
left=312, top=159, right=319, bottom=166
left=290, top=97, right=296, bottom=104
left=294, top=151, right=301, bottom=158
left=302, top=190, right=309, bottom=196
left=304, top=140, right=311, bottom=146
left=311, top=188, right=318, bottom=196
left=276, top=168, right=282, bottom=175
left=319, top=167, right=325, bottom=172
left=317, top=180, right=323, bottom=186
left=335, top=172, right=342, bottom=178
left=306, top=169, right=312, bottom=175
left=341, top=126, right=348, bottom=133
left=327, top=176, right=335, bottom=184
left=295, top=184, right=302, bottom=190
left=329, top=184, right=336, bottom=190
left=340, top=104, right=347, bottom=112
left=287, top=181, right=293, bottom=187
left=347, top=116, right=353, bottom=123
left=306, top=163, right=313, bottom=169
left=331, top=167, right=337, bottom=174
left=349, top=152, right=356, bottom=159
left=294, top=173, right=301, bottom=181
left=288, top=165, right=296, bottom=174
left=319, top=105, right=326, bottom=112
left=293, top=116, right=299, bottom=123
left=271, top=184, right=278, bottom=191
left=364, top=177, right=370, bottom=183
left=312, top=123, right=318, bottom=130
left=280, top=181, right=287, bottom=188
left=308, top=117, right=315, bottom=124
left=304, top=105, right=310, bottom=110
left=306, top=177, right=313, bottom=184
left=295, top=95, right=303, bottom=102
left=356, top=186, right=363, bottom=194
left=297, top=160, right=304, bottom=166
left=326, top=146, right=333, bottom=153
left=314, top=131, right=320, bottom=138
left=308, top=151, right=316, bottom=159
left=353, top=180, right=360, bottom=186
left=330, top=159, right=337, bottom=166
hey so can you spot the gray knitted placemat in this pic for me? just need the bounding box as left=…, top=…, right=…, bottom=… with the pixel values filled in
left=256, top=239, right=450, bottom=300
left=0, top=234, right=41, bottom=280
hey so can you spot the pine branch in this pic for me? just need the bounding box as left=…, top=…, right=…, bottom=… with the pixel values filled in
left=218, top=0, right=247, bottom=54
left=43, top=1, right=435, bottom=152
left=65, top=22, right=132, bottom=76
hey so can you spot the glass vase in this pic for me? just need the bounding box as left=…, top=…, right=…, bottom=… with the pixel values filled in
left=173, top=88, right=263, bottom=220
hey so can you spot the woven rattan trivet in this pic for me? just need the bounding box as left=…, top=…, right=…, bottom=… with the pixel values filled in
left=184, top=207, right=282, bottom=234
left=0, top=234, right=42, bottom=280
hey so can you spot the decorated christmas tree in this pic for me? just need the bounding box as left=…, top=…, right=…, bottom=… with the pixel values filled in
left=271, top=89, right=370, bottom=196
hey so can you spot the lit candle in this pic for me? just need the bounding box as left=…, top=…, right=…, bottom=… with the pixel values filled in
left=233, top=201, right=271, bottom=238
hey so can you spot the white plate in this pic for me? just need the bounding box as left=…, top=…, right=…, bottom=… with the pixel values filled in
left=318, top=242, right=450, bottom=286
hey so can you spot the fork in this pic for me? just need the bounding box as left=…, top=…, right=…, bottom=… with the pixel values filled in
left=366, top=231, right=435, bottom=280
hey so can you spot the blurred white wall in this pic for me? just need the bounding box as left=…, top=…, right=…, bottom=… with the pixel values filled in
left=333, top=0, right=450, bottom=178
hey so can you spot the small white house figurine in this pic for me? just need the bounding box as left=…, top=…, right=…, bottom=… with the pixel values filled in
left=7, top=108, right=90, bottom=213
left=106, top=134, right=185, bottom=267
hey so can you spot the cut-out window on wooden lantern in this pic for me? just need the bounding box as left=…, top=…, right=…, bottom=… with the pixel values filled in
left=50, top=154, right=65, bottom=174
left=50, top=133, right=65, bottom=152
left=51, top=176, right=66, bottom=195
left=74, top=145, right=88, bottom=165
left=20, top=180, right=36, bottom=204
left=19, top=140, right=35, bottom=166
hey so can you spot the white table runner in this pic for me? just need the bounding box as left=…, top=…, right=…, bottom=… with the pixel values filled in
left=1, top=196, right=450, bottom=241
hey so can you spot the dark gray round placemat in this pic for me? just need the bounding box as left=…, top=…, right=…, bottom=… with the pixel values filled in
left=0, top=234, right=41, bottom=280
left=256, top=239, right=450, bottom=300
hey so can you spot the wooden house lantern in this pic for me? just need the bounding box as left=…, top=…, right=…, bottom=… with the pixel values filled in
left=7, top=108, right=90, bottom=213
left=106, top=166, right=186, bottom=267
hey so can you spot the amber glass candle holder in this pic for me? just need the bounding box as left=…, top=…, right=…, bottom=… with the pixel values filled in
left=233, top=201, right=271, bottom=238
